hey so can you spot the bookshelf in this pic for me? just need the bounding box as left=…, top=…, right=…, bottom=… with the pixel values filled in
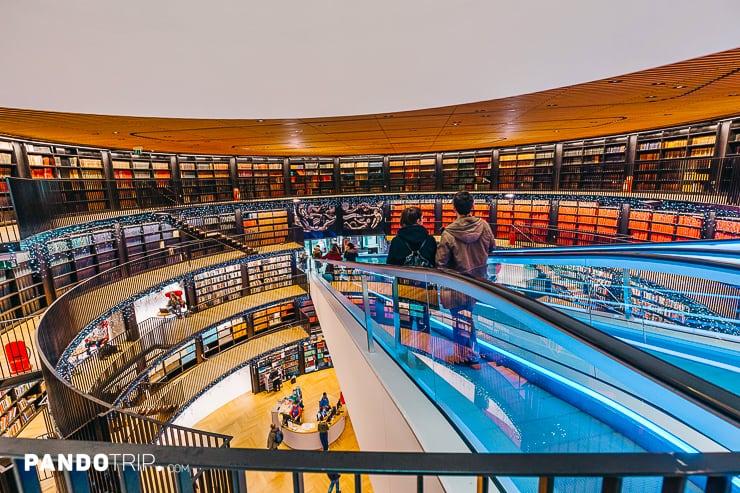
left=254, top=344, right=301, bottom=392
left=339, top=157, right=385, bottom=193
left=498, top=146, right=554, bottom=191
left=0, top=251, right=45, bottom=321
left=302, top=337, right=332, bottom=374
left=441, top=151, right=493, bottom=191
left=25, top=144, right=108, bottom=212
left=111, top=151, right=172, bottom=208
left=0, top=140, right=17, bottom=225
left=0, top=380, right=46, bottom=437
left=252, top=301, right=296, bottom=335
left=178, top=156, right=232, bottom=203
left=389, top=201, right=435, bottom=235
left=236, top=158, right=285, bottom=198
left=626, top=210, right=698, bottom=242
left=441, top=200, right=491, bottom=230
left=148, top=342, right=197, bottom=383
left=634, top=125, right=717, bottom=193
left=201, top=316, right=249, bottom=356
left=388, top=154, right=436, bottom=192
left=242, top=209, right=289, bottom=245
left=556, top=202, right=621, bottom=245
left=187, top=212, right=238, bottom=235
left=298, top=299, right=320, bottom=336
left=246, top=254, right=293, bottom=294
left=193, top=264, right=243, bottom=307
left=289, top=158, right=335, bottom=196
left=123, top=222, right=179, bottom=262
left=495, top=199, right=550, bottom=243
left=560, top=138, right=627, bottom=191
left=714, top=217, right=740, bottom=239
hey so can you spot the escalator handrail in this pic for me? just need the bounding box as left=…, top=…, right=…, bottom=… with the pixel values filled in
left=320, top=259, right=740, bottom=425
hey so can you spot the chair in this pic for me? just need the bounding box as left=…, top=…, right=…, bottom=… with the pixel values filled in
left=5, top=341, right=32, bottom=375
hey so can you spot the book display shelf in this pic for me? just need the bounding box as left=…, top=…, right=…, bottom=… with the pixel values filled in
left=627, top=209, right=703, bottom=242
left=246, top=253, right=293, bottom=294
left=498, top=145, right=554, bottom=191
left=557, top=202, right=621, bottom=245
left=0, top=252, right=45, bottom=321
left=0, top=380, right=46, bottom=437
left=148, top=342, right=197, bottom=384
left=714, top=217, right=740, bottom=239
left=633, top=125, right=717, bottom=193
left=441, top=201, right=491, bottom=230
left=201, top=316, right=249, bottom=356
left=123, top=222, right=179, bottom=262
left=298, top=299, right=320, bottom=336
left=254, top=344, right=301, bottom=392
left=111, top=151, right=172, bottom=208
left=0, top=140, right=17, bottom=225
left=339, top=157, right=385, bottom=193
left=179, top=155, right=232, bottom=204
left=236, top=158, right=285, bottom=198
left=560, top=138, right=627, bottom=191
left=388, top=154, right=436, bottom=192
left=495, top=199, right=550, bottom=243
left=188, top=212, right=238, bottom=235
left=193, top=264, right=243, bottom=307
left=26, top=144, right=109, bottom=212
left=242, top=209, right=289, bottom=245
left=45, top=228, right=120, bottom=294
left=289, top=158, right=335, bottom=196
left=441, top=151, right=493, bottom=191
left=252, top=301, right=296, bottom=335
left=302, top=337, right=332, bottom=374
left=389, top=201, right=435, bottom=235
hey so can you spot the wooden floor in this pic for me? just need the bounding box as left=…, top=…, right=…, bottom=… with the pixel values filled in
left=194, top=367, right=375, bottom=493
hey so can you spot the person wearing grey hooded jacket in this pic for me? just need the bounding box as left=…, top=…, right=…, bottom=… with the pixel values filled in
left=436, top=191, right=496, bottom=368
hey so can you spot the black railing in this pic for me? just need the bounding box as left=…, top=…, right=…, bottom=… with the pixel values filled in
left=1, top=436, right=738, bottom=493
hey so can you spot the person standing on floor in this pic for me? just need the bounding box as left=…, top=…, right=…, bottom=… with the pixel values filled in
left=436, top=191, right=496, bottom=368
left=267, top=423, right=280, bottom=450
left=318, top=417, right=330, bottom=451
left=327, top=472, right=341, bottom=493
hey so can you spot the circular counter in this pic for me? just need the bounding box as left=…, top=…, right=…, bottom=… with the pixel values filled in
left=280, top=414, right=346, bottom=450
left=270, top=400, right=347, bottom=450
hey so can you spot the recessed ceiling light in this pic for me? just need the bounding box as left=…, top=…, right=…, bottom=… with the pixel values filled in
left=651, top=82, right=665, bottom=86
left=451, top=121, right=461, bottom=126
left=546, top=104, right=558, bottom=107
left=112, top=131, right=119, bottom=135
left=608, top=79, right=623, bottom=84
left=729, top=93, right=740, bottom=97
left=509, top=109, right=516, bottom=112
left=256, top=119, right=264, bottom=123
left=674, top=85, right=686, bottom=89
left=645, top=95, right=657, bottom=99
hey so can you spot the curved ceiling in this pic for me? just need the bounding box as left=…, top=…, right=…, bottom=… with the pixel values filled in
left=0, top=1, right=739, bottom=155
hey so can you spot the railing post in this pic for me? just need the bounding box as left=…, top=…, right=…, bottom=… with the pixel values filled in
left=477, top=476, right=489, bottom=493
left=361, top=273, right=374, bottom=353
left=417, top=474, right=424, bottom=493
left=660, top=476, right=686, bottom=493
left=705, top=476, right=730, bottom=493
left=11, top=459, right=42, bottom=493
left=231, top=470, right=247, bottom=493
left=175, top=469, right=195, bottom=493
left=355, top=473, right=362, bottom=493
left=120, top=467, right=142, bottom=493
left=602, top=476, right=622, bottom=493
left=292, top=471, right=305, bottom=493
left=392, top=277, right=401, bottom=349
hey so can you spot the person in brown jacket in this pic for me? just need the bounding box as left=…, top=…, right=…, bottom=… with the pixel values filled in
left=436, top=191, right=496, bottom=368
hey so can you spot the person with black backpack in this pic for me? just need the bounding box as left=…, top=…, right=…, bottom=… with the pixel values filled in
left=386, top=206, right=437, bottom=332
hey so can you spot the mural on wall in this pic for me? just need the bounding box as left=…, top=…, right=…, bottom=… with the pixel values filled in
left=341, top=201, right=384, bottom=234
left=293, top=202, right=337, bottom=238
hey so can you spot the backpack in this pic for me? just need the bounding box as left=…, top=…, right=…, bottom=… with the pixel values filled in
left=401, top=238, right=433, bottom=268
left=275, top=428, right=283, bottom=444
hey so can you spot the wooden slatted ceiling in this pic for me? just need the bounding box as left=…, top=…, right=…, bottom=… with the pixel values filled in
left=0, top=47, right=738, bottom=156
